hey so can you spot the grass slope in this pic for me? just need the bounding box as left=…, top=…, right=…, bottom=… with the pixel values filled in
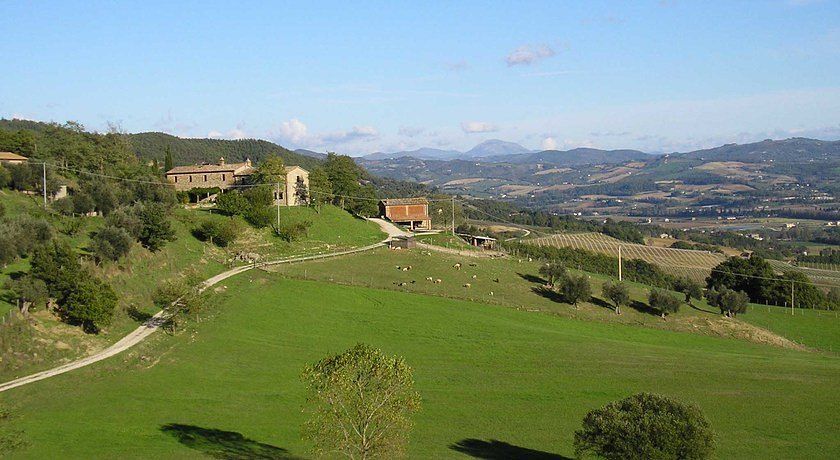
left=267, top=248, right=840, bottom=352
left=5, top=273, right=839, bottom=459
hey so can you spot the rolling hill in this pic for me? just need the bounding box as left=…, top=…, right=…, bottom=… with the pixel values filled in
left=127, top=132, right=322, bottom=170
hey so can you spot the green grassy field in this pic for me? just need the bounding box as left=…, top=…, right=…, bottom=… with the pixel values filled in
left=0, top=198, right=384, bottom=381
left=741, top=306, right=840, bottom=352
left=266, top=247, right=840, bottom=352
left=4, top=273, right=838, bottom=459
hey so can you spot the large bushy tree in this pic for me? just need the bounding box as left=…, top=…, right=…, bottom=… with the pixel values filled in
left=574, top=393, right=715, bottom=460
left=136, top=203, right=175, bottom=251
left=63, top=275, right=118, bottom=333
left=302, top=343, right=421, bottom=459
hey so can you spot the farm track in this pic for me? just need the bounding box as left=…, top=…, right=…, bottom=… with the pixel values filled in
left=0, top=242, right=386, bottom=394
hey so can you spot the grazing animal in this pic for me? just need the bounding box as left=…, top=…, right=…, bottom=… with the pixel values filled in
left=489, top=291, right=494, bottom=296
left=397, top=282, right=408, bottom=287
left=463, top=283, right=471, bottom=288
left=528, top=257, right=532, bottom=262
left=469, top=263, right=477, bottom=267
left=426, top=276, right=433, bottom=281
left=434, top=279, right=442, bottom=284
left=493, top=278, right=500, bottom=283
left=402, top=267, right=409, bottom=271
left=471, top=274, right=477, bottom=279
left=454, top=263, right=462, bottom=270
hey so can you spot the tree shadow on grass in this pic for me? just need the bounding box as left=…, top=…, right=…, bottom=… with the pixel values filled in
left=627, top=300, right=660, bottom=317
left=160, top=423, right=300, bottom=459
left=450, top=438, right=572, bottom=460
left=531, top=286, right=564, bottom=303
left=687, top=301, right=718, bottom=315
left=517, top=272, right=546, bottom=285
left=590, top=296, right=618, bottom=313
left=126, top=305, right=154, bottom=324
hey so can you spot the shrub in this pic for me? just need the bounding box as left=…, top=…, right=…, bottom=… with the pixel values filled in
left=706, top=287, right=749, bottom=317
left=193, top=218, right=241, bottom=247
left=91, top=225, right=133, bottom=261
left=63, top=275, right=118, bottom=333
left=244, top=205, right=274, bottom=229
left=574, top=392, right=715, bottom=460
left=274, top=220, right=311, bottom=242
left=136, top=203, right=175, bottom=251
left=215, top=191, right=251, bottom=216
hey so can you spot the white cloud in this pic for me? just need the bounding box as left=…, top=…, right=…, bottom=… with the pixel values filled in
left=207, top=130, right=223, bottom=139
left=227, top=128, right=247, bottom=140
left=321, top=125, right=379, bottom=143
left=278, top=118, right=309, bottom=143
left=541, top=137, right=558, bottom=150
left=461, top=121, right=499, bottom=133
left=506, top=44, right=556, bottom=66
left=398, top=126, right=425, bottom=137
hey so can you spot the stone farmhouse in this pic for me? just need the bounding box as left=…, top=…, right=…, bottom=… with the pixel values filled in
left=379, top=197, right=431, bottom=230
left=165, top=157, right=310, bottom=206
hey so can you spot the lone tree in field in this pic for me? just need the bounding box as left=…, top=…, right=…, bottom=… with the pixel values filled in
left=560, top=274, right=592, bottom=309
left=602, top=280, right=630, bottom=315
left=538, top=262, right=566, bottom=287
left=301, top=343, right=421, bottom=459
left=673, top=277, right=704, bottom=306
left=706, top=287, right=749, bottom=317
left=649, top=289, right=681, bottom=318
left=574, top=392, right=715, bottom=460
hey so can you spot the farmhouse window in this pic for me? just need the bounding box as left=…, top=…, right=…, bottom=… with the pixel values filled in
left=222, top=174, right=226, bottom=181
left=174, top=176, right=178, bottom=183
left=204, top=175, right=208, bottom=182
left=189, top=176, right=193, bottom=183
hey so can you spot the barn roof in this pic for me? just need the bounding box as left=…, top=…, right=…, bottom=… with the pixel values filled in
left=380, top=197, right=429, bottom=206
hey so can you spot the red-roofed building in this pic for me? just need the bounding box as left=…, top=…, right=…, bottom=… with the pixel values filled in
left=379, top=198, right=431, bottom=230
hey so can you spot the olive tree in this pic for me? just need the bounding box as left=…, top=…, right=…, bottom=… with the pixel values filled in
left=673, top=277, right=704, bottom=305
left=538, top=262, right=566, bottom=287
left=560, top=274, right=592, bottom=309
left=301, top=343, right=421, bottom=459
left=649, top=289, right=681, bottom=318
left=574, top=393, right=715, bottom=460
left=602, top=280, right=630, bottom=315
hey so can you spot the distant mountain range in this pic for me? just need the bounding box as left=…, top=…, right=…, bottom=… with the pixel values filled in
left=365, top=139, right=534, bottom=161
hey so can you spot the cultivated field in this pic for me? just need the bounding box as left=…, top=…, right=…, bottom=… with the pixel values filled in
left=528, top=232, right=840, bottom=288
left=5, top=273, right=838, bottom=459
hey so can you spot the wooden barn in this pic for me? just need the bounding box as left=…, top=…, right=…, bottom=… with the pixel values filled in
left=379, top=198, right=431, bottom=230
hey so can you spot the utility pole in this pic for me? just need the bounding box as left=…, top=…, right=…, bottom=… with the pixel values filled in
left=451, top=195, right=455, bottom=236
left=42, top=162, right=47, bottom=208
left=618, top=246, right=623, bottom=281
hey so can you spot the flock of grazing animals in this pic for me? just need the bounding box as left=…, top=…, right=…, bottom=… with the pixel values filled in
left=392, top=261, right=498, bottom=295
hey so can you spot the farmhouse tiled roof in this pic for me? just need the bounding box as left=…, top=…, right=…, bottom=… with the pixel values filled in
left=0, top=152, right=27, bottom=161
left=166, top=162, right=252, bottom=175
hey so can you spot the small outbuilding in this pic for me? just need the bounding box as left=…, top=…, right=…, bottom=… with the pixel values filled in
left=388, top=235, right=417, bottom=249
left=459, top=233, right=497, bottom=250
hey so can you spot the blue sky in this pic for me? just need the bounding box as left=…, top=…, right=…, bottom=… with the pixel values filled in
left=1, top=0, right=839, bottom=155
